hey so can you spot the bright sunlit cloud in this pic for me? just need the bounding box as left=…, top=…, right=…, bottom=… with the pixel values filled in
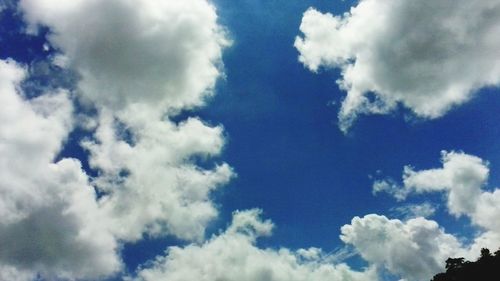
left=295, top=0, right=500, bottom=131
left=0, top=0, right=499, bottom=280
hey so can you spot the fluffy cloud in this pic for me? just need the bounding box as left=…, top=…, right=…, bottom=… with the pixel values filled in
left=20, top=0, right=229, bottom=112
left=18, top=0, right=235, bottom=243
left=341, top=214, right=463, bottom=281
left=371, top=151, right=500, bottom=265
left=295, top=0, right=500, bottom=131
left=373, top=151, right=490, bottom=217
left=0, top=0, right=235, bottom=279
left=9, top=1, right=499, bottom=281
left=83, top=108, right=233, bottom=242
left=132, top=209, right=378, bottom=281
left=0, top=59, right=121, bottom=279
left=402, top=151, right=500, bottom=240
left=376, top=151, right=500, bottom=232
left=402, top=151, right=489, bottom=217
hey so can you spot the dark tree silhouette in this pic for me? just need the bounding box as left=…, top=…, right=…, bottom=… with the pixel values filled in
left=431, top=248, right=500, bottom=281
left=480, top=248, right=492, bottom=260
left=445, top=257, right=465, bottom=271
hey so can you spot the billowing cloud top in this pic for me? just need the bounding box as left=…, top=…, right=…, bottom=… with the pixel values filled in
left=295, top=0, right=500, bottom=131
left=20, top=0, right=230, bottom=112
left=341, top=214, right=463, bottom=281
left=370, top=151, right=500, bottom=279
left=2, top=0, right=500, bottom=281
left=0, top=0, right=233, bottom=280
left=17, top=0, right=234, bottom=244
left=374, top=151, right=498, bottom=226
left=0, top=59, right=121, bottom=280
left=132, top=209, right=378, bottom=281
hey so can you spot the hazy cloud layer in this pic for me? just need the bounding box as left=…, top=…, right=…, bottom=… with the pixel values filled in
left=0, top=265, right=35, bottom=281
left=132, top=209, right=378, bottom=281
left=295, top=0, right=500, bottom=131
left=390, top=202, right=437, bottom=219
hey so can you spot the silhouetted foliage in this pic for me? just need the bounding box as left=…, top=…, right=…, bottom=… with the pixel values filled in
left=445, top=257, right=464, bottom=271
left=431, top=248, right=500, bottom=281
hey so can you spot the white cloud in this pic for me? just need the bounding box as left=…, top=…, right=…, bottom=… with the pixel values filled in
left=341, top=214, right=464, bottom=281
left=132, top=209, right=378, bottom=281
left=377, top=151, right=500, bottom=232
left=400, top=151, right=500, bottom=239
left=20, top=0, right=230, bottom=112
left=10, top=1, right=500, bottom=281
left=374, top=151, right=492, bottom=219
left=402, top=151, right=489, bottom=217
left=83, top=107, right=234, bottom=242
left=0, top=59, right=121, bottom=279
left=3, top=0, right=234, bottom=278
left=371, top=151, right=500, bottom=266
left=373, top=178, right=407, bottom=201
left=18, top=0, right=235, bottom=244
left=473, top=190, right=500, bottom=233
left=295, top=0, right=500, bottom=131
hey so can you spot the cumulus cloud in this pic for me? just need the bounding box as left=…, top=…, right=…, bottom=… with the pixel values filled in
left=0, top=59, right=121, bottom=279
left=82, top=108, right=234, bottom=242
left=401, top=152, right=500, bottom=244
left=0, top=0, right=235, bottom=279
left=9, top=1, right=499, bottom=281
left=17, top=0, right=235, bottom=244
left=341, top=214, right=463, bottom=281
left=373, top=151, right=490, bottom=215
left=295, top=0, right=500, bottom=131
left=402, top=151, right=489, bottom=217
left=20, top=0, right=230, bottom=112
left=371, top=151, right=500, bottom=266
left=132, top=209, right=378, bottom=281
left=376, top=151, right=500, bottom=230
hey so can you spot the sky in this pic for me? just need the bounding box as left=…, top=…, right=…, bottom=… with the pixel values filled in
left=0, top=0, right=500, bottom=281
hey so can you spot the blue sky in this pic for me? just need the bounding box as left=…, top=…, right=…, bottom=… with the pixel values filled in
left=1, top=1, right=500, bottom=281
